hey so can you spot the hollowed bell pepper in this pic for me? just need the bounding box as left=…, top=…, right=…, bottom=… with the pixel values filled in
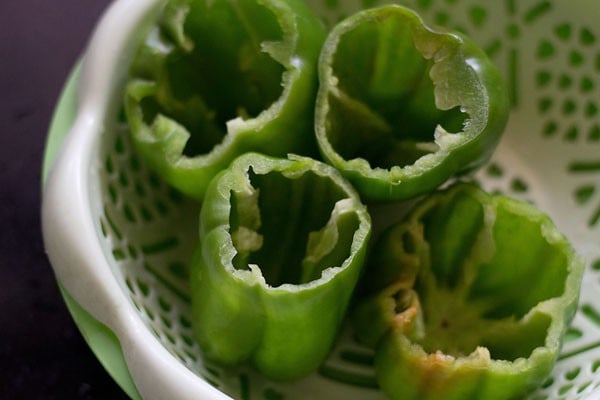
left=125, top=0, right=325, bottom=200
left=191, top=153, right=371, bottom=380
left=353, top=183, right=583, bottom=400
left=315, top=5, right=509, bottom=202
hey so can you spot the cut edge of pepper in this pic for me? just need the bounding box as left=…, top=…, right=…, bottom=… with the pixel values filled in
left=359, top=183, right=584, bottom=397
left=125, top=0, right=326, bottom=199
left=204, top=153, right=372, bottom=293
left=315, top=5, right=508, bottom=196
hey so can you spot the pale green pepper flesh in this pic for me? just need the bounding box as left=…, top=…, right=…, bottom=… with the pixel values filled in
left=191, top=153, right=371, bottom=380
left=316, top=6, right=509, bottom=202
left=353, top=183, right=584, bottom=400
left=125, top=0, right=325, bottom=199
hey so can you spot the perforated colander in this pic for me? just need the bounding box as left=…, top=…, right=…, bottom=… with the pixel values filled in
left=42, top=0, right=600, bottom=399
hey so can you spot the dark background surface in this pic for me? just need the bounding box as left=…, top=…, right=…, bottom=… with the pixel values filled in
left=1, top=0, right=129, bottom=398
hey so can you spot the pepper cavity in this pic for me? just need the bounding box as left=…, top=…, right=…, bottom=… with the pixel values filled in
left=191, top=153, right=371, bottom=380
left=353, top=183, right=584, bottom=400
left=125, top=0, right=326, bottom=199
left=316, top=5, right=509, bottom=201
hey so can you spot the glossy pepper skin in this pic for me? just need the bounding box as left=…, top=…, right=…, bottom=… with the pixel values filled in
left=315, top=5, right=509, bottom=202
left=353, top=183, right=584, bottom=400
left=191, top=153, right=371, bottom=380
left=125, top=0, right=325, bottom=200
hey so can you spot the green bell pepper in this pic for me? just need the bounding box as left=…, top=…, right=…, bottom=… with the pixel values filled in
left=353, top=183, right=584, bottom=400
left=315, top=5, right=509, bottom=202
left=191, top=153, right=371, bottom=380
left=125, top=0, right=325, bottom=200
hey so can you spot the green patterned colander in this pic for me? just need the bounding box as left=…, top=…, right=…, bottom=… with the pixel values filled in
left=42, top=0, right=600, bottom=399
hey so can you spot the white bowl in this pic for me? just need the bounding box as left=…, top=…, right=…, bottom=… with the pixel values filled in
left=42, top=0, right=600, bottom=399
